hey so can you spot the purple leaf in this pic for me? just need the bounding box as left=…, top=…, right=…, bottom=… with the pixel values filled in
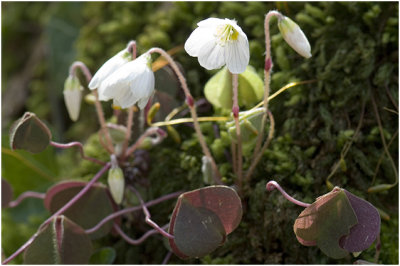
left=9, top=112, right=52, bottom=154
left=339, top=190, right=381, bottom=252
left=44, top=181, right=119, bottom=239
left=23, top=215, right=93, bottom=264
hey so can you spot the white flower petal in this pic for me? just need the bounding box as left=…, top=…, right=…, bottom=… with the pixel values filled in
left=198, top=40, right=226, bottom=70
left=225, top=34, right=249, bottom=74
left=197, top=17, right=225, bottom=27
left=88, top=48, right=131, bottom=90
left=185, top=26, right=217, bottom=57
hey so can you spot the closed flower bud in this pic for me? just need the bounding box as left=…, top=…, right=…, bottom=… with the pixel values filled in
left=278, top=16, right=312, bottom=58
left=63, top=75, right=83, bottom=121
left=107, top=166, right=125, bottom=204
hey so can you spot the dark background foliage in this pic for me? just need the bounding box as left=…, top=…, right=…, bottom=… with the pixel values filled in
left=2, top=1, right=398, bottom=264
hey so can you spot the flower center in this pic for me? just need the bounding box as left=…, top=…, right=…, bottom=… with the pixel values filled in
left=215, top=24, right=239, bottom=46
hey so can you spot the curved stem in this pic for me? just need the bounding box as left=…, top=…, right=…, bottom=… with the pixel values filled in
left=129, top=186, right=174, bottom=239
left=50, top=141, right=106, bottom=165
left=114, top=223, right=169, bottom=245
left=85, top=191, right=182, bottom=235
left=252, top=11, right=282, bottom=160
left=69, top=61, right=92, bottom=83
left=151, top=116, right=229, bottom=127
left=124, top=127, right=166, bottom=158
left=8, top=191, right=45, bottom=208
left=148, top=47, right=222, bottom=184
left=266, top=180, right=311, bottom=208
left=2, top=163, right=111, bottom=264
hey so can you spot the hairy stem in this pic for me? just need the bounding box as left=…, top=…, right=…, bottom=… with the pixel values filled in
left=129, top=186, right=174, bottom=239
left=245, top=111, right=275, bottom=181
left=148, top=47, right=222, bottom=184
left=231, top=73, right=243, bottom=189
left=85, top=191, right=182, bottom=234
left=93, top=90, right=115, bottom=154
left=2, top=163, right=111, bottom=264
left=124, top=127, right=166, bottom=158
left=162, top=251, right=173, bottom=265
left=266, top=180, right=311, bottom=208
left=8, top=191, right=45, bottom=208
left=69, top=61, right=92, bottom=82
left=50, top=141, right=106, bottom=165
left=252, top=11, right=281, bottom=160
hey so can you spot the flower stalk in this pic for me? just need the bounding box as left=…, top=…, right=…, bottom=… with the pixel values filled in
left=231, top=73, right=243, bottom=188
left=148, top=47, right=223, bottom=184
left=266, top=180, right=311, bottom=208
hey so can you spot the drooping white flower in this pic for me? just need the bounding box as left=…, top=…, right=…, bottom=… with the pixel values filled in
left=88, top=48, right=132, bottom=90
left=98, top=53, right=155, bottom=109
left=185, top=18, right=249, bottom=74
left=278, top=16, right=312, bottom=58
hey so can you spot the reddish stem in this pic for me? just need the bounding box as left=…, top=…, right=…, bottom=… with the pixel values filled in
left=129, top=186, right=174, bottom=239
left=114, top=223, right=169, bottom=245
left=124, top=127, right=165, bottom=158
left=50, top=141, right=106, bottom=165
left=266, top=180, right=311, bottom=208
left=69, top=61, right=92, bottom=82
left=2, top=163, right=111, bottom=265
left=8, top=191, right=45, bottom=208
left=85, top=191, right=182, bottom=234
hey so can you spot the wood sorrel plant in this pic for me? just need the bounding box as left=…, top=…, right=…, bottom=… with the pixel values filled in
left=2, top=10, right=381, bottom=264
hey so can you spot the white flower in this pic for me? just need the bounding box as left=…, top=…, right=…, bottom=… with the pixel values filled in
left=278, top=16, right=312, bottom=58
left=88, top=48, right=131, bottom=90
left=184, top=18, right=249, bottom=74
left=98, top=53, right=155, bottom=109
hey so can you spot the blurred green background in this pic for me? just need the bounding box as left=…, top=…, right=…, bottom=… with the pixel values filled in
left=2, top=1, right=398, bottom=264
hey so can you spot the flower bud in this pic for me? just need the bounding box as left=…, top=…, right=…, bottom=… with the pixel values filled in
left=107, top=166, right=125, bottom=204
left=278, top=16, right=312, bottom=58
left=201, top=156, right=213, bottom=184
left=63, top=75, right=83, bottom=121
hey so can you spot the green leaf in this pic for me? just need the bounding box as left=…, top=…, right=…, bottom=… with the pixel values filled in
left=2, top=135, right=58, bottom=196
left=2, top=178, right=13, bottom=208
left=44, top=181, right=118, bottom=239
left=168, top=186, right=242, bottom=259
left=89, top=247, right=116, bottom=264
left=204, top=66, right=264, bottom=110
left=294, top=188, right=358, bottom=259
left=9, top=112, right=52, bottom=154
left=226, top=107, right=266, bottom=143
left=23, top=215, right=93, bottom=264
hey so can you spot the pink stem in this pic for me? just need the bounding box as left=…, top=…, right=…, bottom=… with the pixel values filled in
left=50, top=141, right=106, bottom=165
left=124, top=127, right=165, bottom=158
left=162, top=251, right=173, bottom=264
left=8, top=191, right=45, bottom=208
left=266, top=180, right=311, bottom=208
left=114, top=223, right=169, bottom=245
left=129, top=186, right=174, bottom=239
left=69, top=61, right=92, bottom=82
left=85, top=191, right=182, bottom=234
left=2, top=163, right=111, bottom=265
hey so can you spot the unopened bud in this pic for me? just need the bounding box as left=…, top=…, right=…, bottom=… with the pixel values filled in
left=107, top=166, right=125, bottom=204
left=278, top=16, right=312, bottom=58
left=63, top=75, right=83, bottom=121
left=201, top=156, right=214, bottom=184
